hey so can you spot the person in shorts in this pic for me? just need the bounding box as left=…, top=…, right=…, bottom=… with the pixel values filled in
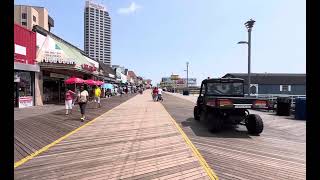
left=157, top=88, right=163, bottom=101
left=106, top=88, right=111, bottom=98
left=114, top=87, right=118, bottom=96
left=78, top=85, right=89, bottom=122
left=65, top=88, right=76, bottom=115
left=94, top=85, right=102, bottom=108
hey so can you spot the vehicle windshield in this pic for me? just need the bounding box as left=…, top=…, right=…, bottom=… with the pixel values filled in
left=207, top=82, right=244, bottom=96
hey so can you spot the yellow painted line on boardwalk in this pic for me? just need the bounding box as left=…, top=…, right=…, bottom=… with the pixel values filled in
left=160, top=105, right=219, bottom=180
left=14, top=100, right=130, bottom=169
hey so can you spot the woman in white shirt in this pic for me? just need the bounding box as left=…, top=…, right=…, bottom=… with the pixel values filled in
left=78, top=85, right=89, bottom=122
left=157, top=88, right=163, bottom=101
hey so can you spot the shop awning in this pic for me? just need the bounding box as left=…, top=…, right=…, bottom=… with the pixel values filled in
left=54, top=40, right=90, bottom=69
left=36, top=34, right=99, bottom=74
left=36, top=35, right=76, bottom=65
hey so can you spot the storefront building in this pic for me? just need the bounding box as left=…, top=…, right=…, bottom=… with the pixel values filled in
left=98, top=62, right=117, bottom=84
left=34, top=25, right=100, bottom=104
left=115, top=67, right=128, bottom=85
left=14, top=24, right=40, bottom=108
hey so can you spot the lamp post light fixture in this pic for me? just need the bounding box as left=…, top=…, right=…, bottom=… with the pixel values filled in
left=237, top=41, right=248, bottom=44
left=238, top=19, right=255, bottom=96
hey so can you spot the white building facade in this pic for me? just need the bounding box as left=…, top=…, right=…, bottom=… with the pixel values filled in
left=84, top=0, right=111, bottom=65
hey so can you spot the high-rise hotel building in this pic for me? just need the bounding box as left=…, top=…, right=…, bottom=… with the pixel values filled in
left=84, top=0, right=111, bottom=65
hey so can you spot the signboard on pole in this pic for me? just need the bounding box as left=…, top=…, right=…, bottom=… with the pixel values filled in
left=171, top=75, right=179, bottom=80
left=176, top=79, right=185, bottom=84
left=19, top=96, right=33, bottom=108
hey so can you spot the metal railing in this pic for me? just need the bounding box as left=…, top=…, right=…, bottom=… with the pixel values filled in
left=251, top=94, right=306, bottom=113
left=253, top=94, right=306, bottom=103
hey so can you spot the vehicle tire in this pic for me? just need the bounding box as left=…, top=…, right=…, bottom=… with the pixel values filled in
left=207, top=112, right=223, bottom=133
left=245, top=114, right=264, bottom=135
left=194, top=106, right=200, bottom=121
left=200, top=110, right=207, bottom=122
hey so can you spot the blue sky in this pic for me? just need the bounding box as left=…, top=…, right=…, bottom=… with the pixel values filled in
left=15, top=0, right=305, bottom=85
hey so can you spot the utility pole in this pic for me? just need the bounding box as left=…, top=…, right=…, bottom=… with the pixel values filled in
left=186, top=62, right=189, bottom=89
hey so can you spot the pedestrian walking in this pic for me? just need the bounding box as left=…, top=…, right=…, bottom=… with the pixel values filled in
left=139, top=87, right=143, bottom=94
left=114, top=87, right=118, bottom=96
left=119, top=87, right=123, bottom=97
left=157, top=88, right=163, bottom=102
left=104, top=89, right=108, bottom=98
left=65, top=88, right=76, bottom=115
left=107, top=88, right=111, bottom=98
left=152, top=87, right=158, bottom=101
left=94, top=85, right=102, bottom=108
left=78, top=85, right=89, bottom=122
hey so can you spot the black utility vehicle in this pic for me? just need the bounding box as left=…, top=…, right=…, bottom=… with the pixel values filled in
left=194, top=78, right=268, bottom=135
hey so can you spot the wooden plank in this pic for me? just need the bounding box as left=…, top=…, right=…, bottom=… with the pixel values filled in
left=162, top=93, right=306, bottom=180
left=14, top=91, right=209, bottom=180
left=14, top=94, right=136, bottom=163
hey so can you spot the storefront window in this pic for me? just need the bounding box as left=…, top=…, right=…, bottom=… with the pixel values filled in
left=15, top=71, right=33, bottom=97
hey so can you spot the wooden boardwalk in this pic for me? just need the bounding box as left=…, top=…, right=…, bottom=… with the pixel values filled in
left=14, top=91, right=211, bottom=180
left=162, top=93, right=306, bottom=180
left=14, top=94, right=136, bottom=163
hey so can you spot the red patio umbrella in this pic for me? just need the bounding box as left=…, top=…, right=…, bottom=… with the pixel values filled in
left=96, top=81, right=104, bottom=86
left=64, top=77, right=84, bottom=84
left=84, top=79, right=97, bottom=86
left=64, top=77, right=84, bottom=92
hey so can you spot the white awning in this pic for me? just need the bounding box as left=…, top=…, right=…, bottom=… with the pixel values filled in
left=84, top=56, right=99, bottom=68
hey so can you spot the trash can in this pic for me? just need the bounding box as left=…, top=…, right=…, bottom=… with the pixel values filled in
left=276, top=97, right=291, bottom=116
left=295, top=97, right=306, bottom=120
left=183, top=90, right=189, bottom=96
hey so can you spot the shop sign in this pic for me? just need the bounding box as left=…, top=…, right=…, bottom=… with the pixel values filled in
left=50, top=73, right=68, bottom=79
left=188, top=78, right=197, bottom=84
left=81, top=64, right=97, bottom=72
left=109, top=74, right=115, bottom=78
left=42, top=50, right=75, bottom=64
left=15, top=44, right=26, bottom=56
left=19, top=96, right=33, bottom=108
left=176, top=79, right=185, bottom=84
left=171, top=75, right=179, bottom=80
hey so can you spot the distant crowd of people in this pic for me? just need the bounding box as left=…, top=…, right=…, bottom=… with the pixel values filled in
left=64, top=85, right=145, bottom=122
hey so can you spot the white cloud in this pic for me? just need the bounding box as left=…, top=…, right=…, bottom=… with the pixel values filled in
left=117, top=2, right=142, bottom=15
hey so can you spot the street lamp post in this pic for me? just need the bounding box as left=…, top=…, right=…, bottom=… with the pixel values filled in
left=186, top=62, right=189, bottom=89
left=238, top=19, right=255, bottom=96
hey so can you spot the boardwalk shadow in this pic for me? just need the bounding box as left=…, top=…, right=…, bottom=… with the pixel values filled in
left=86, top=107, right=98, bottom=109
left=51, top=111, right=68, bottom=115
left=181, top=118, right=252, bottom=138
left=148, top=100, right=159, bottom=102
left=284, top=116, right=306, bottom=121
left=64, top=117, right=83, bottom=122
